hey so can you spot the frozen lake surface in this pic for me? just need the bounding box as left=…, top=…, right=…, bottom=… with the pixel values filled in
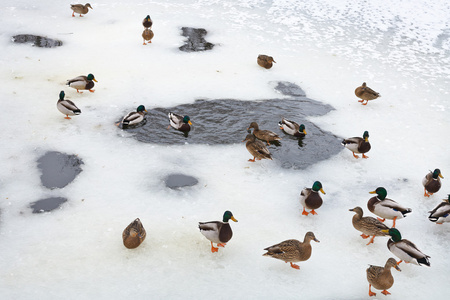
left=0, top=0, right=449, bottom=299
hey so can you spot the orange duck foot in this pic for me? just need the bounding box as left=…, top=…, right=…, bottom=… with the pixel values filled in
left=310, top=209, right=318, bottom=215
left=362, top=153, right=369, bottom=158
left=301, top=208, right=309, bottom=216
left=397, top=260, right=403, bottom=265
left=381, top=290, right=391, bottom=296
left=290, top=262, right=300, bottom=270
left=352, top=152, right=360, bottom=158
left=217, top=243, right=226, bottom=248
left=89, top=89, right=95, bottom=93
left=360, top=234, right=370, bottom=239
left=366, top=236, right=375, bottom=245
left=377, top=217, right=385, bottom=222
left=368, top=285, right=376, bottom=296
left=64, top=116, right=71, bottom=119
left=248, top=158, right=256, bottom=162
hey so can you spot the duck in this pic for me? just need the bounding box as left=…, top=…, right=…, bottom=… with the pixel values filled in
left=57, top=91, right=81, bottom=119
left=168, top=112, right=192, bottom=132
left=341, top=131, right=371, bottom=158
left=299, top=181, right=325, bottom=216
left=278, top=118, right=306, bottom=138
left=355, top=82, right=380, bottom=105
left=382, top=228, right=430, bottom=266
left=262, top=232, right=319, bottom=270
left=366, top=258, right=401, bottom=297
left=243, top=134, right=272, bottom=162
left=248, top=122, right=281, bottom=145
left=349, top=206, right=389, bottom=245
left=142, top=28, right=154, bottom=45
left=70, top=3, right=93, bottom=17
left=257, top=54, right=276, bottom=69
left=122, top=218, right=146, bottom=249
left=118, top=105, right=147, bottom=128
left=429, top=194, right=450, bottom=224
left=199, top=211, right=238, bottom=253
left=142, top=15, right=153, bottom=28
left=422, top=169, right=444, bottom=197
left=367, top=187, right=412, bottom=227
left=66, top=73, right=97, bottom=93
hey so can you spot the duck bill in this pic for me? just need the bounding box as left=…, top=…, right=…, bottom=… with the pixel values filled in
left=369, top=190, right=377, bottom=194
left=439, top=173, right=444, bottom=178
left=381, top=229, right=389, bottom=234
left=320, top=188, right=326, bottom=195
left=93, top=78, right=98, bottom=82
left=231, top=216, right=238, bottom=222
left=188, top=120, right=193, bottom=125
left=303, top=130, right=307, bottom=135
left=394, top=264, right=401, bottom=272
left=313, top=238, right=320, bottom=243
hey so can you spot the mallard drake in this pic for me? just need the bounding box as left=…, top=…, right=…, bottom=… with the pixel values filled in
left=122, top=218, right=146, bottom=249
left=248, top=122, right=281, bottom=145
left=57, top=91, right=81, bottom=119
left=66, top=73, right=97, bottom=93
left=299, top=181, right=325, bottom=216
left=70, top=3, right=93, bottom=17
left=199, top=211, right=238, bottom=253
left=118, top=105, right=147, bottom=128
left=366, top=258, right=401, bottom=297
left=429, top=194, right=450, bottom=224
left=355, top=82, right=380, bottom=105
left=257, top=54, right=276, bottom=69
left=349, top=206, right=389, bottom=245
left=243, top=134, right=272, bottom=162
left=382, top=228, right=430, bottom=266
left=368, top=187, right=412, bottom=227
left=263, top=232, right=319, bottom=270
left=168, top=112, right=192, bottom=132
left=278, top=118, right=306, bottom=138
left=142, top=28, right=154, bottom=45
left=142, top=15, right=153, bottom=28
left=341, top=131, right=371, bottom=158
left=422, top=169, right=444, bottom=197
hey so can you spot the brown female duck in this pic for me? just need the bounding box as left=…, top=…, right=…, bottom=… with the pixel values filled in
left=366, top=258, right=401, bottom=296
left=122, top=218, right=146, bottom=249
left=70, top=3, right=93, bottom=17
left=263, top=232, right=319, bottom=270
left=243, top=134, right=272, bottom=162
left=349, top=206, right=389, bottom=245
left=257, top=54, right=276, bottom=69
left=355, top=82, right=380, bottom=105
left=248, top=122, right=281, bottom=145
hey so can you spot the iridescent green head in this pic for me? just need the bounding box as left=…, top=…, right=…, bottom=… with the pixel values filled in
left=87, top=73, right=95, bottom=81
left=137, top=105, right=147, bottom=112
left=223, top=211, right=238, bottom=222
left=145, top=15, right=151, bottom=21
left=299, top=124, right=306, bottom=134
left=432, top=169, right=442, bottom=179
left=363, top=131, right=369, bottom=141
left=59, top=91, right=65, bottom=100
left=183, top=115, right=191, bottom=124
left=312, top=181, right=325, bottom=194
left=370, top=187, right=387, bottom=200
left=385, top=228, right=402, bottom=242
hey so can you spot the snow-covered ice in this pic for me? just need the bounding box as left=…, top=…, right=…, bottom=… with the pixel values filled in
left=0, top=0, right=449, bottom=299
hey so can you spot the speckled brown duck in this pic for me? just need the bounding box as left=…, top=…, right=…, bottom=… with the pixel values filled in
left=263, top=232, right=319, bottom=270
